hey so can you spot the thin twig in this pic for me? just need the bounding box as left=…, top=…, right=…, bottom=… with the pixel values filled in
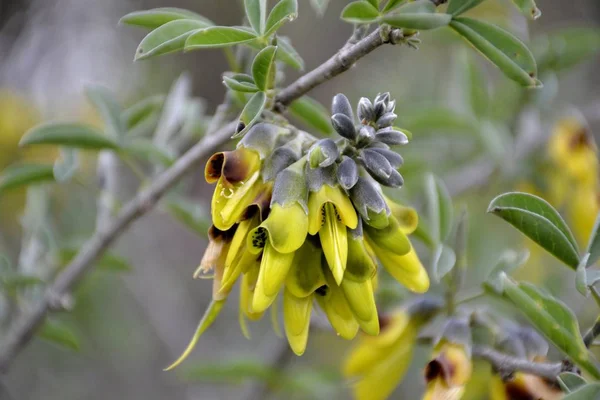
left=472, top=345, right=563, bottom=381
left=0, top=25, right=403, bottom=372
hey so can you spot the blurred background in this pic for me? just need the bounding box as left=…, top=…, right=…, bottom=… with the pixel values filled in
left=0, top=0, right=599, bottom=399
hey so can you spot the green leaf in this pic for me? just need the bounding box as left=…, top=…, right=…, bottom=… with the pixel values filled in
left=484, top=249, right=529, bottom=294
left=563, top=383, right=600, bottom=399
left=38, top=320, right=80, bottom=352
left=85, top=86, right=126, bottom=138
left=585, top=213, right=600, bottom=267
left=165, top=197, right=211, bottom=236
left=446, top=0, right=488, bottom=16
left=450, top=17, right=540, bottom=88
left=380, top=3, right=451, bottom=30
left=265, top=0, right=298, bottom=37
left=341, top=1, right=380, bottom=24
left=245, top=0, right=268, bottom=34
left=425, top=174, right=453, bottom=243
left=509, top=0, right=541, bottom=20
left=21, top=123, right=119, bottom=150
left=0, top=164, right=55, bottom=193
left=0, top=274, right=44, bottom=290
left=576, top=253, right=590, bottom=297
left=60, top=247, right=132, bottom=272
left=487, top=192, right=580, bottom=269
left=400, top=107, right=479, bottom=135
left=501, top=275, right=600, bottom=379
left=431, top=244, right=457, bottom=282
left=558, top=372, right=587, bottom=393
left=223, top=76, right=259, bottom=93
left=53, top=148, right=79, bottom=182
left=122, top=139, right=175, bottom=167
left=235, top=92, right=267, bottom=138
left=185, top=26, right=258, bottom=49
left=288, top=96, right=334, bottom=135
left=123, top=95, right=165, bottom=130
left=382, top=0, right=407, bottom=13
left=135, top=20, right=210, bottom=60
left=277, top=36, right=305, bottom=70
left=252, top=46, right=278, bottom=91
left=533, top=28, right=600, bottom=73
left=120, top=7, right=213, bottom=29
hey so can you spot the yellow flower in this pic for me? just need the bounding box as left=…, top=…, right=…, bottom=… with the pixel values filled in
left=490, top=371, right=563, bottom=400
left=423, top=343, right=472, bottom=400
left=308, top=184, right=358, bottom=284
left=205, top=148, right=269, bottom=231
left=344, top=309, right=418, bottom=400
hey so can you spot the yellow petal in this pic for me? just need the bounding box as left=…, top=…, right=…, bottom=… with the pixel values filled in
left=308, top=184, right=358, bottom=234
left=341, top=279, right=379, bottom=335
left=286, top=239, right=327, bottom=298
left=345, top=233, right=377, bottom=282
left=352, top=325, right=418, bottom=400
left=385, top=196, right=419, bottom=234
left=221, top=215, right=260, bottom=294
left=283, top=290, right=312, bottom=355
left=164, top=299, right=225, bottom=371
left=315, top=272, right=359, bottom=340
left=364, top=216, right=411, bottom=256
left=240, top=266, right=264, bottom=322
left=320, top=203, right=348, bottom=285
left=205, top=148, right=260, bottom=184
left=252, top=242, right=295, bottom=313
left=212, top=171, right=262, bottom=230
left=422, top=379, right=465, bottom=400
left=371, top=244, right=430, bottom=293
left=259, top=203, right=308, bottom=253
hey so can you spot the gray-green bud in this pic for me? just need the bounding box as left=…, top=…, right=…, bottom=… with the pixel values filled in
left=308, top=139, right=339, bottom=168
left=331, top=113, right=357, bottom=140
left=375, top=127, right=408, bottom=145
left=331, top=93, right=354, bottom=120
left=336, top=156, right=359, bottom=190
left=357, top=97, right=375, bottom=122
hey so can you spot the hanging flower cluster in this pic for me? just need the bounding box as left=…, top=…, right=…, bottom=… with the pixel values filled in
left=166, top=93, right=430, bottom=369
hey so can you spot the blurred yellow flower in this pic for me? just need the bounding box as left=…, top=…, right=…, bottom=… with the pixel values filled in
left=423, top=342, right=472, bottom=400
left=489, top=370, right=563, bottom=400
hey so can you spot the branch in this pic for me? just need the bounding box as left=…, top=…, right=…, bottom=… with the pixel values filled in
left=0, top=26, right=402, bottom=372
left=472, top=345, right=563, bottom=381
left=274, top=27, right=401, bottom=109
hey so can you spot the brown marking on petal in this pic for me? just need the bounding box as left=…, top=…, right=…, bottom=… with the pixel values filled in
left=315, top=285, right=328, bottom=296
left=378, top=313, right=391, bottom=332
left=424, top=354, right=454, bottom=385
left=569, top=127, right=593, bottom=151
left=222, top=150, right=255, bottom=184
left=504, top=383, right=536, bottom=400
left=208, top=224, right=238, bottom=242
left=242, top=185, right=273, bottom=221
left=205, top=152, right=226, bottom=184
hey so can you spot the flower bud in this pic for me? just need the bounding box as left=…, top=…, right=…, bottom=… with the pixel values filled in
left=376, top=112, right=397, bottom=129
left=358, top=125, right=376, bottom=143
left=331, top=93, right=354, bottom=120
left=331, top=113, right=357, bottom=140
left=361, top=148, right=393, bottom=179
left=357, top=97, right=375, bottom=122
left=336, top=156, right=359, bottom=190
left=350, top=177, right=390, bottom=229
left=238, top=123, right=291, bottom=158
left=262, top=146, right=299, bottom=181
left=375, top=127, right=409, bottom=145
left=308, top=138, right=339, bottom=168
left=368, top=147, right=403, bottom=168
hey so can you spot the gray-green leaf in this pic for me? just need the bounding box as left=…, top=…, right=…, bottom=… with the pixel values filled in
left=558, top=372, right=587, bottom=393
left=60, top=247, right=132, bottom=272
left=576, top=253, right=590, bottom=297
left=223, top=76, right=260, bottom=93
left=120, top=7, right=213, bottom=30
left=38, top=320, right=80, bottom=352
left=122, top=139, right=175, bottom=167
left=135, top=20, right=210, bottom=60
left=277, top=36, right=305, bottom=70
left=501, top=275, right=600, bottom=379
left=165, top=197, right=211, bottom=237
left=432, top=243, right=457, bottom=282
left=341, top=1, right=380, bottom=24
left=510, top=0, right=541, bottom=20
left=0, top=164, right=55, bottom=194
left=85, top=86, right=126, bottom=138
left=21, top=123, right=119, bottom=150
left=186, top=27, right=258, bottom=50
left=484, top=249, right=529, bottom=294
left=245, top=0, right=268, bottom=34
left=586, top=213, right=600, bottom=267
left=382, top=0, right=408, bottom=13
left=235, top=92, right=267, bottom=138
left=425, top=173, right=453, bottom=243
left=450, top=18, right=540, bottom=88
left=446, top=0, right=488, bottom=16
left=123, top=95, right=165, bottom=131
left=265, top=0, right=298, bottom=37
left=53, top=148, right=79, bottom=182
left=488, top=192, right=579, bottom=269
left=563, top=383, right=600, bottom=399
left=252, top=46, right=278, bottom=91
left=288, top=96, right=334, bottom=135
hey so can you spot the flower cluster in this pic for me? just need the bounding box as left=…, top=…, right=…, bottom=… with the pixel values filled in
left=166, top=93, right=430, bottom=369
